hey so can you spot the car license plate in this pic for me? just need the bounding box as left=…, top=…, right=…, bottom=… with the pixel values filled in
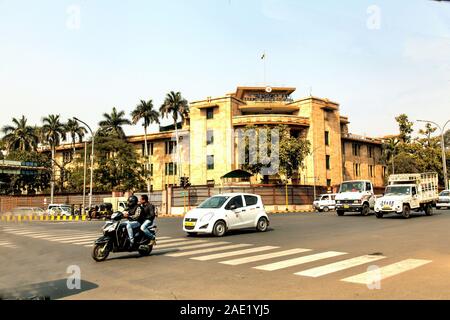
left=382, top=205, right=392, bottom=210
left=344, top=205, right=350, bottom=209
left=184, top=221, right=195, bottom=227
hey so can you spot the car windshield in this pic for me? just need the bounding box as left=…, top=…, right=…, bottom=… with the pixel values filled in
left=385, top=186, right=411, bottom=196
left=339, top=182, right=364, bottom=193
left=198, top=196, right=230, bottom=209
left=440, top=191, right=450, bottom=197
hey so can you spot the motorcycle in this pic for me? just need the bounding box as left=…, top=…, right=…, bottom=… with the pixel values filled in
left=92, top=211, right=157, bottom=262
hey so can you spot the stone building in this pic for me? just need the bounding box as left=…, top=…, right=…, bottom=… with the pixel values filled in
left=50, top=86, right=386, bottom=191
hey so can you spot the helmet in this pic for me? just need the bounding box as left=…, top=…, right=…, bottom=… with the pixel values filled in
left=127, top=195, right=138, bottom=209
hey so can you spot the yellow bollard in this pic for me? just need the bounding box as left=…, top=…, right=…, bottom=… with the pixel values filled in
left=82, top=215, right=86, bottom=221
left=69, top=216, right=73, bottom=221
left=17, top=215, right=22, bottom=223
left=51, top=215, right=55, bottom=221
left=56, top=216, right=61, bottom=221
left=62, top=216, right=67, bottom=221
left=40, top=215, right=44, bottom=221
left=75, top=215, right=79, bottom=221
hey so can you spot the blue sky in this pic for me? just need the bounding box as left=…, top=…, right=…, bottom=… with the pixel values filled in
left=1, top=0, right=450, bottom=137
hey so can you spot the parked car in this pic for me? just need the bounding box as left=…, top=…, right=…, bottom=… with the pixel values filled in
left=313, top=194, right=337, bottom=212
left=183, top=193, right=269, bottom=237
left=437, top=190, right=450, bottom=210
left=11, top=207, right=46, bottom=216
left=47, top=204, right=73, bottom=217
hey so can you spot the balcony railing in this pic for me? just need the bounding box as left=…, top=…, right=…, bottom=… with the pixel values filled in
left=232, top=114, right=310, bottom=127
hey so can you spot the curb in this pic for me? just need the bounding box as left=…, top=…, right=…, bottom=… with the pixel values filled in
left=0, top=214, right=88, bottom=223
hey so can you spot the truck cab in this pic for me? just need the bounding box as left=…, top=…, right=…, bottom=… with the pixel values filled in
left=374, top=173, right=438, bottom=219
left=335, top=180, right=375, bottom=216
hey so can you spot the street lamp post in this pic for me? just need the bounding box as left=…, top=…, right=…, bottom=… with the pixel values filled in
left=82, top=140, right=87, bottom=213
left=74, top=117, right=95, bottom=209
left=417, top=119, right=450, bottom=189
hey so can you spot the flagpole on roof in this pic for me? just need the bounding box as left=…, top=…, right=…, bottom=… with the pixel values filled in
left=261, top=51, right=266, bottom=85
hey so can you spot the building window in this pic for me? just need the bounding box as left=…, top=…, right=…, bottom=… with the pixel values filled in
left=142, top=142, right=153, bottom=156
left=383, top=166, right=387, bottom=178
left=368, top=146, right=374, bottom=158
left=352, top=143, right=361, bottom=157
left=327, top=179, right=332, bottom=187
left=165, top=141, right=176, bottom=154
left=207, top=155, right=214, bottom=170
left=326, top=155, right=331, bottom=170
left=206, top=108, right=214, bottom=120
left=165, top=162, right=177, bottom=176
left=206, top=130, right=214, bottom=145
left=63, top=151, right=73, bottom=163
left=369, top=165, right=374, bottom=177
left=353, top=163, right=361, bottom=177
left=150, top=164, right=153, bottom=176
left=325, top=131, right=330, bottom=146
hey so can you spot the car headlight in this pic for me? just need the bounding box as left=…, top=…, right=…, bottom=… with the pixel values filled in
left=200, top=213, right=214, bottom=222
left=336, top=200, right=341, bottom=204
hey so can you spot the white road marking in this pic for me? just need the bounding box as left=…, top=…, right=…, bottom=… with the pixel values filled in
left=192, top=246, right=279, bottom=261
left=58, top=237, right=99, bottom=243
left=295, top=255, right=386, bottom=278
left=157, top=238, right=190, bottom=244
left=155, top=240, right=208, bottom=249
left=254, top=251, right=347, bottom=271
left=341, top=259, right=432, bottom=284
left=166, top=244, right=253, bottom=257
left=47, top=235, right=101, bottom=242
left=155, top=241, right=230, bottom=252
left=220, top=248, right=312, bottom=266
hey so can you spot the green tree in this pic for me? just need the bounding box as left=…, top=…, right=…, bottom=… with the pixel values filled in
left=160, top=91, right=189, bottom=179
left=277, top=125, right=310, bottom=181
left=98, top=107, right=131, bottom=139
left=395, top=114, right=414, bottom=144
left=2, top=150, right=51, bottom=195
left=382, top=137, right=400, bottom=175
left=41, top=114, right=66, bottom=196
left=131, top=99, right=160, bottom=194
left=444, top=129, right=450, bottom=150
left=65, top=118, right=87, bottom=153
left=94, top=135, right=146, bottom=192
left=1, top=116, right=39, bottom=152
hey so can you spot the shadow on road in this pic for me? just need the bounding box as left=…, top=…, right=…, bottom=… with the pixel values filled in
left=0, top=279, right=98, bottom=300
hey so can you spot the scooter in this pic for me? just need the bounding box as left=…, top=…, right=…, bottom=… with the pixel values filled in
left=92, top=212, right=157, bottom=262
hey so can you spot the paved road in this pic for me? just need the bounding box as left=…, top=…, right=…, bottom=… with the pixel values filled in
left=1, top=209, right=450, bottom=300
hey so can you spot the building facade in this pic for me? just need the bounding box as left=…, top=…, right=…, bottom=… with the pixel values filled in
left=51, top=86, right=386, bottom=191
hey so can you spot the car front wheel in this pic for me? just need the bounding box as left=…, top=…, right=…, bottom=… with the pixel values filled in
left=212, top=221, right=226, bottom=237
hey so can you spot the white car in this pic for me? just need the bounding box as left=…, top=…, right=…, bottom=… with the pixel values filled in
left=437, top=190, right=450, bottom=210
left=313, top=194, right=337, bottom=212
left=47, top=204, right=73, bottom=217
left=183, top=193, right=270, bottom=237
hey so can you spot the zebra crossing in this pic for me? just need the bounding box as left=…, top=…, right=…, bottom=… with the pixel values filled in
left=0, top=239, right=18, bottom=249
left=0, top=226, right=432, bottom=285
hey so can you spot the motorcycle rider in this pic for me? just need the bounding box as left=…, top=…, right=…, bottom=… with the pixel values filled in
left=123, top=195, right=142, bottom=249
left=139, top=195, right=156, bottom=245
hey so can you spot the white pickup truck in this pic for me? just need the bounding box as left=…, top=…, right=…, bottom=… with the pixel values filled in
left=335, top=180, right=375, bottom=216
left=374, top=172, right=439, bottom=219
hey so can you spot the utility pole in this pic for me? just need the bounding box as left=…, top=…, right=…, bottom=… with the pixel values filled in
left=74, top=117, right=95, bottom=209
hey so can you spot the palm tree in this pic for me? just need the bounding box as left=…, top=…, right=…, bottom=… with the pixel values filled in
left=160, top=91, right=189, bottom=180
left=382, top=137, right=400, bottom=174
left=131, top=99, right=160, bottom=194
left=66, top=118, right=87, bottom=153
left=98, top=107, right=131, bottom=139
left=42, top=114, right=66, bottom=203
left=1, top=116, right=39, bottom=152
